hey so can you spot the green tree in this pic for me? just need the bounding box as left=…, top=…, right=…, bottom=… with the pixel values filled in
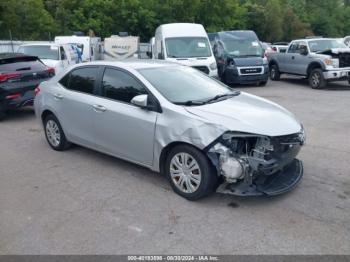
left=264, top=0, right=283, bottom=42
left=0, top=0, right=55, bottom=40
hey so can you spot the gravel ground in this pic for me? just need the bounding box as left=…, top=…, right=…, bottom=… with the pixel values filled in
left=0, top=77, right=349, bottom=255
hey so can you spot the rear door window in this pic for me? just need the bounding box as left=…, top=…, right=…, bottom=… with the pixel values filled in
left=101, top=68, right=148, bottom=103
left=63, top=67, right=98, bottom=95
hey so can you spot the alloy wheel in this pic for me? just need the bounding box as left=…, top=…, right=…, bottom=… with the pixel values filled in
left=311, top=72, right=320, bottom=87
left=46, top=120, right=61, bottom=147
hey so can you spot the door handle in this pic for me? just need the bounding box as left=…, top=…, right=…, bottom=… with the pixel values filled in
left=53, top=93, right=64, bottom=100
left=292, top=56, right=295, bottom=59
left=92, top=104, right=107, bottom=112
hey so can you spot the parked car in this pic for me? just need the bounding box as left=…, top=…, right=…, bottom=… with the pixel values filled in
left=261, top=42, right=275, bottom=58
left=343, top=36, right=350, bottom=47
left=213, top=30, right=269, bottom=86
left=152, top=23, right=218, bottom=77
left=207, top=32, right=218, bottom=48
left=18, top=43, right=79, bottom=74
left=34, top=61, right=305, bottom=200
left=268, top=38, right=350, bottom=89
left=271, top=42, right=289, bottom=53
left=0, top=53, right=55, bottom=120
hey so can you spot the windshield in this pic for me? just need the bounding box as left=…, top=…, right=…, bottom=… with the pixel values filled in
left=165, top=37, right=211, bottom=58
left=308, top=39, right=347, bottom=52
left=138, top=66, right=237, bottom=104
left=222, top=39, right=263, bottom=57
left=18, top=45, right=59, bottom=60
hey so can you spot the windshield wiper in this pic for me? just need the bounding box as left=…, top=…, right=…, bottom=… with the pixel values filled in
left=204, top=92, right=240, bottom=104
left=174, top=100, right=205, bottom=106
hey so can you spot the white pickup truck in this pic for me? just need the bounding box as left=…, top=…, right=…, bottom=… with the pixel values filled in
left=268, top=38, right=350, bottom=89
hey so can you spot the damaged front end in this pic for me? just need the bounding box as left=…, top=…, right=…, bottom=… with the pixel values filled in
left=207, top=129, right=305, bottom=196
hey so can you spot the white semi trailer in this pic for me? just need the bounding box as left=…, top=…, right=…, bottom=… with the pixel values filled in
left=103, top=35, right=139, bottom=60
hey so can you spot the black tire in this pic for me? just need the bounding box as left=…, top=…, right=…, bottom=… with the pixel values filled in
left=44, top=114, right=71, bottom=151
left=309, top=68, right=327, bottom=89
left=270, top=64, right=280, bottom=81
left=0, top=110, right=5, bottom=121
left=259, top=80, right=268, bottom=86
left=220, top=70, right=228, bottom=84
left=165, top=145, right=218, bottom=201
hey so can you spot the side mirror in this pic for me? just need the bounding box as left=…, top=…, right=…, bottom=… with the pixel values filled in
left=146, top=51, right=152, bottom=58
left=131, top=94, right=148, bottom=108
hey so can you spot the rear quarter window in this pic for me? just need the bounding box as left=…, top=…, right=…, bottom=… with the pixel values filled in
left=61, top=67, right=98, bottom=95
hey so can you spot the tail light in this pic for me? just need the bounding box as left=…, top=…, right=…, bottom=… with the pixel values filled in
left=5, top=93, right=21, bottom=100
left=34, top=86, right=41, bottom=96
left=0, top=72, right=21, bottom=83
left=46, top=67, right=55, bottom=76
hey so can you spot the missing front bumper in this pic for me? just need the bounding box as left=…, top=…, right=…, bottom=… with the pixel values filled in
left=216, top=159, right=303, bottom=196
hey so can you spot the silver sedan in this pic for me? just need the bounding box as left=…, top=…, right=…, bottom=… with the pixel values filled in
left=34, top=60, right=305, bottom=200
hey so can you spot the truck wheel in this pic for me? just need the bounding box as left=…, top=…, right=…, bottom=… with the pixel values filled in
left=309, top=69, right=327, bottom=89
left=165, top=145, right=218, bottom=201
left=270, top=65, right=280, bottom=81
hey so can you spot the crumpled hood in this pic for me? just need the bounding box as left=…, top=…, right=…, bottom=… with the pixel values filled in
left=184, top=92, right=302, bottom=137
left=229, top=56, right=265, bottom=67
left=318, top=48, right=350, bottom=55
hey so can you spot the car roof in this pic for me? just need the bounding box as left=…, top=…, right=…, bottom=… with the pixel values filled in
left=292, top=38, right=334, bottom=42
left=156, top=23, right=207, bottom=38
left=79, top=59, right=179, bottom=70
left=20, top=43, right=59, bottom=47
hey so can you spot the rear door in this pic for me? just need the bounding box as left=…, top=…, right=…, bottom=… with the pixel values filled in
left=92, top=67, right=157, bottom=165
left=59, top=46, right=69, bottom=69
left=55, top=66, right=102, bottom=147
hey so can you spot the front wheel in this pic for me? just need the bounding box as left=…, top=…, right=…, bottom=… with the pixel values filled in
left=309, top=68, right=327, bottom=89
left=165, top=145, right=218, bottom=200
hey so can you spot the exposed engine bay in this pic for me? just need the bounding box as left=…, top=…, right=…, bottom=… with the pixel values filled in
left=207, top=130, right=305, bottom=196
left=319, top=48, right=350, bottom=68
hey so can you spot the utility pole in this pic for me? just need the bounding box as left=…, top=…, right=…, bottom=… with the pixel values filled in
left=9, top=29, right=14, bottom=53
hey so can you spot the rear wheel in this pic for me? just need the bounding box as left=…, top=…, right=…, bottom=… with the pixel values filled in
left=44, top=114, right=71, bottom=151
left=165, top=145, right=218, bottom=200
left=309, top=68, right=327, bottom=89
left=270, top=65, right=280, bottom=81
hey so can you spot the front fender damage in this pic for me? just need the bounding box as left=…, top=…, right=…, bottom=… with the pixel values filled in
left=206, top=131, right=305, bottom=196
